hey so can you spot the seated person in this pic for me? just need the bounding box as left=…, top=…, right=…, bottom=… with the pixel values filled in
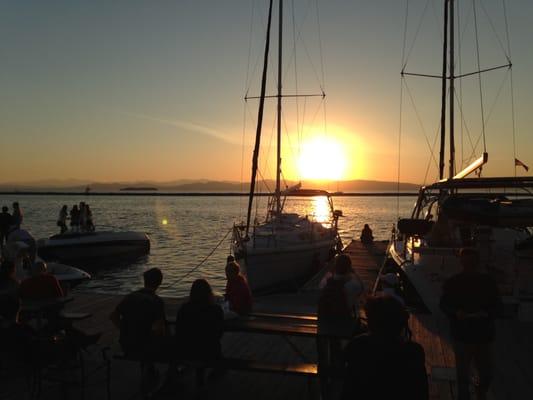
left=225, top=261, right=252, bottom=315
left=0, top=294, right=77, bottom=375
left=360, top=224, right=374, bottom=244
left=0, top=259, right=19, bottom=298
left=176, top=279, right=224, bottom=360
left=110, top=267, right=170, bottom=359
left=342, top=296, right=428, bottom=400
left=19, top=261, right=63, bottom=301
left=175, top=279, right=224, bottom=386
left=110, top=267, right=172, bottom=394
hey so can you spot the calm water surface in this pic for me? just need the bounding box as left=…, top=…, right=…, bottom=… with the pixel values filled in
left=0, top=194, right=415, bottom=297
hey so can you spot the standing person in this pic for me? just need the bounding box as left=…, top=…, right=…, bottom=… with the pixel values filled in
left=0, top=206, right=13, bottom=246
left=85, top=204, right=95, bottom=232
left=69, top=205, right=80, bottom=232
left=57, top=205, right=68, bottom=234
left=11, top=202, right=23, bottom=229
left=440, top=248, right=502, bottom=400
left=342, top=296, right=428, bottom=400
left=224, top=261, right=252, bottom=315
left=318, top=254, right=364, bottom=322
left=110, top=268, right=172, bottom=393
left=317, top=254, right=365, bottom=382
left=79, top=202, right=87, bottom=232
left=175, top=279, right=224, bottom=386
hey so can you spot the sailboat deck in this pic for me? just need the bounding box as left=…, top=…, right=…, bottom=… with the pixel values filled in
left=21, top=241, right=532, bottom=400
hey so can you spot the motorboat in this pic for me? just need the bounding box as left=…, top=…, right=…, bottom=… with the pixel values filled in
left=231, top=1, right=342, bottom=293
left=2, top=239, right=90, bottom=287
left=37, top=230, right=150, bottom=262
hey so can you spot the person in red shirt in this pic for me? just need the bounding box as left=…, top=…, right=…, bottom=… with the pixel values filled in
left=19, top=261, right=63, bottom=300
left=225, top=261, right=252, bottom=315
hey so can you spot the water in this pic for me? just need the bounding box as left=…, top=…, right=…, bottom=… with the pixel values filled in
left=0, top=194, right=415, bottom=297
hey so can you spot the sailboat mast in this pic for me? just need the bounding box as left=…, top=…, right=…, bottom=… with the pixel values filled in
left=245, top=0, right=274, bottom=236
left=448, top=0, right=455, bottom=179
left=275, top=0, right=283, bottom=215
left=439, top=0, right=449, bottom=180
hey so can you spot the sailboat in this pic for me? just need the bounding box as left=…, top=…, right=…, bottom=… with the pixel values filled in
left=388, top=0, right=533, bottom=316
left=232, top=0, right=342, bottom=293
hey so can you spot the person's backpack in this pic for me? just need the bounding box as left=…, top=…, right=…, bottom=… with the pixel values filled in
left=318, top=277, right=351, bottom=318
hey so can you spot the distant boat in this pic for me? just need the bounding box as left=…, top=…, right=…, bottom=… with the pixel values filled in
left=388, top=1, right=533, bottom=316
left=37, top=231, right=150, bottom=263
left=232, top=0, right=342, bottom=293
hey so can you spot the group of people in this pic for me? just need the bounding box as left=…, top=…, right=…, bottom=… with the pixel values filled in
left=109, top=258, right=253, bottom=393
left=0, top=202, right=24, bottom=246
left=0, top=257, right=100, bottom=382
left=57, top=202, right=94, bottom=234
left=316, top=245, right=501, bottom=400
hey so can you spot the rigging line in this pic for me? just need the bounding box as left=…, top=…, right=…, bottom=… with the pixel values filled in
left=240, top=2, right=257, bottom=219
left=402, top=0, right=431, bottom=71
left=502, top=0, right=517, bottom=175
left=453, top=88, right=476, bottom=158
left=463, top=70, right=511, bottom=163
left=479, top=0, right=511, bottom=61
left=457, top=2, right=464, bottom=170
left=244, top=1, right=257, bottom=95
left=315, top=0, right=326, bottom=90
left=397, top=0, right=410, bottom=218
left=423, top=123, right=442, bottom=185
left=472, top=0, right=487, bottom=153
left=291, top=0, right=301, bottom=167
left=163, top=228, right=233, bottom=290
left=400, top=0, right=409, bottom=69
left=403, top=79, right=440, bottom=170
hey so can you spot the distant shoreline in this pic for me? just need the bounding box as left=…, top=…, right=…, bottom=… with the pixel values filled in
left=0, top=191, right=419, bottom=197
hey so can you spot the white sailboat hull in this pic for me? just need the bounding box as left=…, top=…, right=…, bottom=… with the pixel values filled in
left=235, top=238, right=335, bottom=292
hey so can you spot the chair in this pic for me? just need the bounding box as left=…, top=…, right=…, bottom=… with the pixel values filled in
left=37, top=345, right=111, bottom=400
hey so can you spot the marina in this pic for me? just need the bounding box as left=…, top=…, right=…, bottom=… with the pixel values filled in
left=2, top=1, right=533, bottom=399
left=8, top=240, right=531, bottom=400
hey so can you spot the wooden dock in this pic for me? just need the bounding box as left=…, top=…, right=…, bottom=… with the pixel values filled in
left=16, top=240, right=533, bottom=400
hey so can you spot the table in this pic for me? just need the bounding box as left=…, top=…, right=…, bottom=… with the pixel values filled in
left=21, top=295, right=74, bottom=314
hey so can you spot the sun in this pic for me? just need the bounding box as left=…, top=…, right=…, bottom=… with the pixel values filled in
left=297, top=136, right=347, bottom=180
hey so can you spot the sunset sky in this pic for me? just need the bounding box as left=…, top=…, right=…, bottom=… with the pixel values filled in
left=1, top=0, right=532, bottom=186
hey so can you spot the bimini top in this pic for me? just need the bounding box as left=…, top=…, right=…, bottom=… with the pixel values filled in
left=423, top=176, right=533, bottom=191
left=280, top=188, right=331, bottom=197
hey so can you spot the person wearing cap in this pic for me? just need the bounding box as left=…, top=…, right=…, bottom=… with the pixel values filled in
left=440, top=248, right=502, bottom=400
left=378, top=273, right=405, bottom=306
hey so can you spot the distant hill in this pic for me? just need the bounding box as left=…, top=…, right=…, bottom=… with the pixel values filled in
left=0, top=178, right=420, bottom=193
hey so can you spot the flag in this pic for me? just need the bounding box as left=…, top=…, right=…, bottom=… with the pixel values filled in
left=515, top=158, right=529, bottom=172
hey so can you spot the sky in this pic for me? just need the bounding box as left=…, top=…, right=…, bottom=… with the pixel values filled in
left=1, top=0, right=532, bottom=186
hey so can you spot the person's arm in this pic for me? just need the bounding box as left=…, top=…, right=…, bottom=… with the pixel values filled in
left=486, top=277, right=504, bottom=319
left=152, top=297, right=167, bottom=336
left=109, top=308, right=121, bottom=329
left=410, top=343, right=429, bottom=400
left=109, top=299, right=124, bottom=329
left=439, top=280, right=459, bottom=318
